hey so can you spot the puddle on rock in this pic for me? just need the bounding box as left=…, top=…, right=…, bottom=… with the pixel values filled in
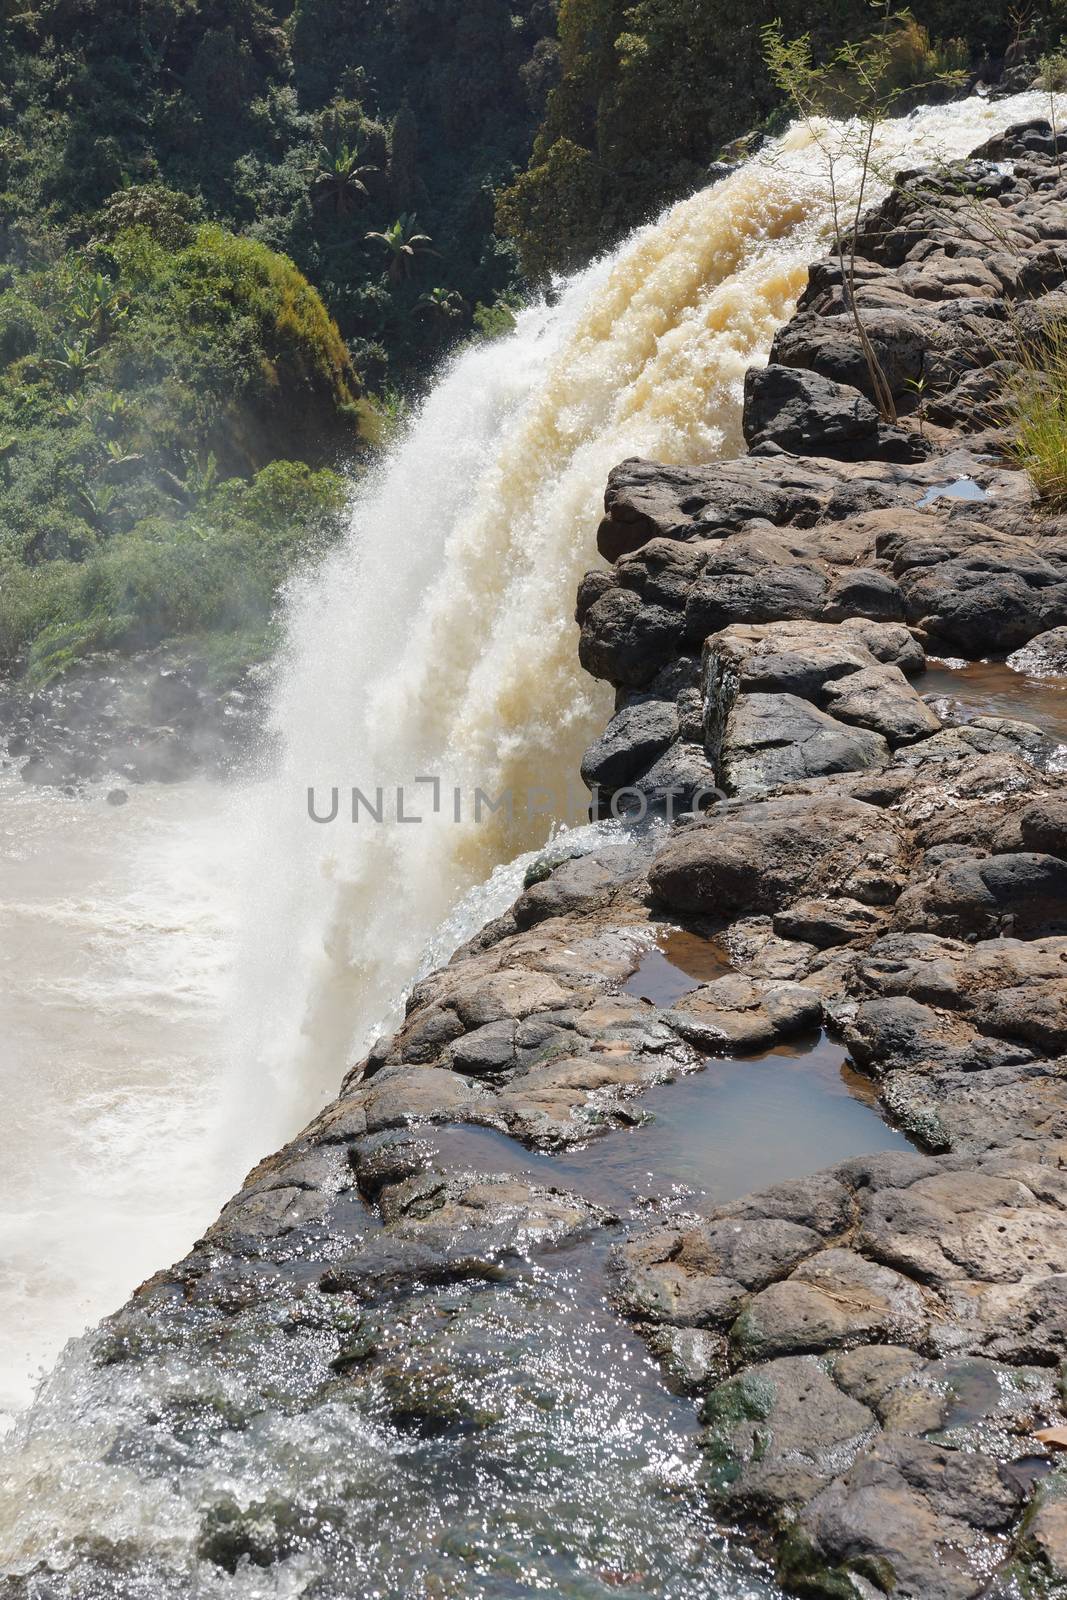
left=916, top=476, right=989, bottom=507
left=919, top=658, right=1067, bottom=746
left=427, top=1032, right=912, bottom=1216
left=623, top=928, right=731, bottom=1006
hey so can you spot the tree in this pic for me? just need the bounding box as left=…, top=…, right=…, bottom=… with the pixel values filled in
left=364, top=214, right=435, bottom=282
left=388, top=102, right=419, bottom=210
left=305, top=142, right=379, bottom=217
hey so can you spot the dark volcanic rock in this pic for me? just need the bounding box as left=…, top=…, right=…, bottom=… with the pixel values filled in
left=580, top=698, right=679, bottom=795
left=895, top=852, right=1067, bottom=939
left=743, top=363, right=927, bottom=462
left=716, top=691, right=889, bottom=794
left=648, top=794, right=905, bottom=917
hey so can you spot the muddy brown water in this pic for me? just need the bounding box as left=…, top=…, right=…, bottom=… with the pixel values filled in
left=919, top=659, right=1067, bottom=746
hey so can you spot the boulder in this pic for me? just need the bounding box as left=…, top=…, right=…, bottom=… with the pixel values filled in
left=715, top=692, right=888, bottom=795
left=580, top=698, right=679, bottom=795
left=702, top=621, right=936, bottom=771
left=773, top=896, right=888, bottom=947
left=895, top=853, right=1067, bottom=939
left=578, top=585, right=681, bottom=687
left=1007, top=625, right=1067, bottom=678
left=900, top=548, right=1067, bottom=655
left=743, top=363, right=926, bottom=463
left=822, top=566, right=905, bottom=622
left=1019, top=797, right=1067, bottom=859
left=648, top=794, right=906, bottom=917
left=788, top=1436, right=1024, bottom=1600
left=743, top=364, right=880, bottom=454
left=664, top=974, right=821, bottom=1052
left=701, top=1356, right=874, bottom=1515
left=683, top=565, right=827, bottom=640
left=729, top=1248, right=928, bottom=1362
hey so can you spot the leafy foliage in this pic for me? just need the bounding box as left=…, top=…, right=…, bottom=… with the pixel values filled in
left=498, top=0, right=1037, bottom=280
left=0, top=0, right=556, bottom=677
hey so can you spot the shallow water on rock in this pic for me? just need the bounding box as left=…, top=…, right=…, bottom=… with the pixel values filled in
left=919, top=659, right=1067, bottom=747
left=0, top=1239, right=780, bottom=1600
left=426, top=1031, right=912, bottom=1218
left=915, top=475, right=989, bottom=508
left=623, top=929, right=732, bottom=1006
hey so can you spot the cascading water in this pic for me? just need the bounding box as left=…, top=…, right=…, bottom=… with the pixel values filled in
left=225, top=92, right=1052, bottom=1158
left=0, top=91, right=1058, bottom=1595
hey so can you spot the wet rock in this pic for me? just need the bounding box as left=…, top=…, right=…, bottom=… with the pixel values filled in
left=1009, top=1471, right=1067, bottom=1592
left=361, top=1066, right=488, bottom=1133
left=493, top=1052, right=662, bottom=1148
left=664, top=974, right=821, bottom=1052
left=1008, top=625, right=1067, bottom=678
left=377, top=1169, right=605, bottom=1251
left=701, top=1356, right=874, bottom=1516
left=350, top=1130, right=432, bottom=1198
left=616, top=1217, right=822, bottom=1327
left=787, top=1435, right=1025, bottom=1600
left=642, top=1325, right=729, bottom=1394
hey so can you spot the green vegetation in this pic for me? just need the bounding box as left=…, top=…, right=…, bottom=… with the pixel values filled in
left=1007, top=320, right=1067, bottom=510
left=0, top=0, right=556, bottom=680
left=0, top=219, right=357, bottom=678
left=497, top=0, right=1048, bottom=281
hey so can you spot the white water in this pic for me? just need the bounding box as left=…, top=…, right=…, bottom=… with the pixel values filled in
left=0, top=773, right=238, bottom=1429
left=0, top=91, right=1056, bottom=1447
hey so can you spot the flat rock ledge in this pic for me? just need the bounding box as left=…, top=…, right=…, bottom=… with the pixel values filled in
left=11, top=121, right=1067, bottom=1600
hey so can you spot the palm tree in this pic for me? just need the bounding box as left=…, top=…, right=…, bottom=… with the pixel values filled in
left=365, top=214, right=435, bottom=283
left=415, top=287, right=465, bottom=321
left=306, top=142, right=378, bottom=217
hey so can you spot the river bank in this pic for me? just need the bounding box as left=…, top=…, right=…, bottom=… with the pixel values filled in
left=3, top=106, right=1067, bottom=1599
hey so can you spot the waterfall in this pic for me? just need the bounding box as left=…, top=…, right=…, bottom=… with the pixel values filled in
left=224, top=93, right=1052, bottom=1154
left=0, top=87, right=1058, bottom=1593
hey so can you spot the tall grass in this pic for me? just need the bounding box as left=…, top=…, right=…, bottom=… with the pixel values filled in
left=1007, top=319, right=1067, bottom=510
